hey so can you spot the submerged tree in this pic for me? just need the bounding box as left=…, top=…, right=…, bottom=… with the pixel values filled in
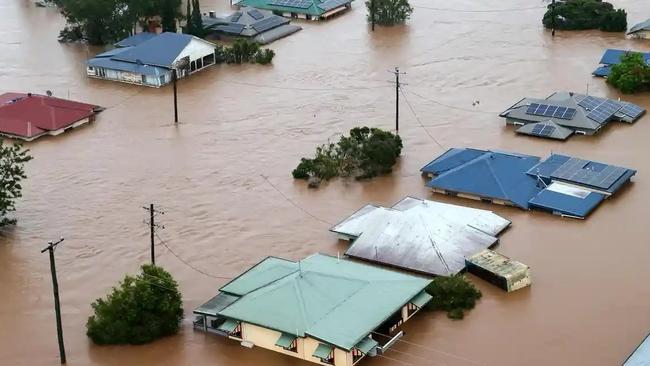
left=365, top=0, right=413, bottom=26
left=0, top=142, right=32, bottom=227
left=607, top=53, right=650, bottom=94
left=542, top=0, right=627, bottom=32
left=425, top=275, right=482, bottom=320
left=86, top=265, right=183, bottom=345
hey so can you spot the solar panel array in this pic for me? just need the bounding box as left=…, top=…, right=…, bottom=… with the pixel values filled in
left=318, top=0, right=349, bottom=11
left=248, top=9, right=265, bottom=20
left=252, top=16, right=286, bottom=33
left=529, top=124, right=557, bottom=137
left=268, top=0, right=312, bottom=9
left=577, top=95, right=606, bottom=111
left=526, top=103, right=577, bottom=120
left=230, top=11, right=243, bottom=22
left=551, top=158, right=627, bottom=190
left=216, top=23, right=245, bottom=34
left=619, top=102, right=645, bottom=119
left=585, top=99, right=622, bottom=124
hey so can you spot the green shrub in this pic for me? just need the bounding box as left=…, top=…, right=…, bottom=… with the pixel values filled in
left=255, top=48, right=275, bottom=65
left=425, top=275, right=482, bottom=320
left=542, top=0, right=627, bottom=32
left=86, top=265, right=183, bottom=345
left=292, top=127, right=402, bottom=184
left=607, top=53, right=650, bottom=94
left=365, top=0, right=413, bottom=26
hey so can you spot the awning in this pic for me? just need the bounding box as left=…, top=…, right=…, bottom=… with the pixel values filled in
left=411, top=291, right=433, bottom=308
left=354, top=337, right=378, bottom=354
left=217, top=318, right=239, bottom=333
left=275, top=333, right=297, bottom=348
left=313, top=343, right=334, bottom=359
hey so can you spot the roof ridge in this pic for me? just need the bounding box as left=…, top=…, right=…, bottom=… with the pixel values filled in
left=485, top=154, right=510, bottom=201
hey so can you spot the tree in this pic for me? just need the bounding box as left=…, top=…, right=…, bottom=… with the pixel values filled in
left=0, top=142, right=32, bottom=227
left=365, top=0, right=413, bottom=26
left=86, top=265, right=183, bottom=345
left=542, top=0, right=627, bottom=32
left=185, top=0, right=192, bottom=35
left=607, top=53, right=650, bottom=94
left=425, top=275, right=482, bottom=320
left=190, top=0, right=204, bottom=36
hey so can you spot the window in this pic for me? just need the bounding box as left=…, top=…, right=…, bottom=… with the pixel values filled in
left=320, top=350, right=334, bottom=365
left=190, top=60, right=196, bottom=72
left=196, top=58, right=203, bottom=70
left=203, top=53, right=215, bottom=66
left=285, top=338, right=297, bottom=352
left=231, top=322, right=242, bottom=338
left=352, top=348, right=363, bottom=363
left=291, top=12, right=298, bottom=18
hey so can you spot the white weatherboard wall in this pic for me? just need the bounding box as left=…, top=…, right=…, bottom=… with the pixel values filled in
left=174, top=38, right=216, bottom=68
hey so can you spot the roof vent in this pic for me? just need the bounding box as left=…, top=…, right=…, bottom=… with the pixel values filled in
left=27, top=92, right=32, bottom=97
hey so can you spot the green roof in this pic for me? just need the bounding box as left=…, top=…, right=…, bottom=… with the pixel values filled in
left=234, top=0, right=353, bottom=16
left=217, top=318, right=239, bottom=333
left=194, top=293, right=240, bottom=315
left=215, top=253, right=431, bottom=350
left=354, top=337, right=378, bottom=354
left=275, top=333, right=297, bottom=348
left=313, top=343, right=334, bottom=359
left=411, top=291, right=433, bottom=308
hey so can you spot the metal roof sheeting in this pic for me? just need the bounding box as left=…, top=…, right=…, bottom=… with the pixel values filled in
left=628, top=18, right=650, bottom=34
left=235, top=0, right=352, bottom=16
left=114, top=32, right=157, bottom=47
left=112, top=32, right=194, bottom=68
left=313, top=343, right=334, bottom=358
left=594, top=49, right=650, bottom=77
left=528, top=183, right=605, bottom=218
left=275, top=333, right=297, bottom=348
left=194, top=292, right=240, bottom=315
left=410, top=291, right=433, bottom=308
left=213, top=253, right=430, bottom=350
left=624, top=332, right=650, bottom=366
left=217, top=318, right=240, bottom=333
left=465, top=249, right=529, bottom=280
left=331, top=196, right=511, bottom=276
left=354, top=337, right=379, bottom=354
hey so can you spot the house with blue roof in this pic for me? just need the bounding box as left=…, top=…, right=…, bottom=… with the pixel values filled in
left=592, top=49, right=650, bottom=77
left=421, top=148, right=636, bottom=219
left=86, top=32, right=217, bottom=87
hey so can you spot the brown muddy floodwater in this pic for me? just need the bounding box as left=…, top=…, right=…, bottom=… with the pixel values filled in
left=1, top=0, right=650, bottom=365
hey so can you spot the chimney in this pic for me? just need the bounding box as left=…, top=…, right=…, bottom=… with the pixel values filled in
left=209, top=11, right=216, bottom=18
left=27, top=92, right=32, bottom=97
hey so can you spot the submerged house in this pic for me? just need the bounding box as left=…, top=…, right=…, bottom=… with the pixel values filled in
left=628, top=18, right=650, bottom=39
left=421, top=148, right=636, bottom=219
left=330, top=196, right=511, bottom=277
left=203, top=7, right=302, bottom=44
left=0, top=92, right=102, bottom=141
left=499, top=91, right=646, bottom=140
left=465, top=250, right=531, bottom=292
left=194, top=253, right=432, bottom=366
left=592, top=49, right=650, bottom=77
left=86, top=32, right=217, bottom=87
left=234, top=0, right=353, bottom=20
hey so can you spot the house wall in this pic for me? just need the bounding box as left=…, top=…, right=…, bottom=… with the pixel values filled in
left=86, top=66, right=169, bottom=88
left=174, top=38, right=216, bottom=74
left=239, top=322, right=353, bottom=366
left=631, top=30, right=650, bottom=39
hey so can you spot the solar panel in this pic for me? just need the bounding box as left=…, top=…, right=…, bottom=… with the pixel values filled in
left=526, top=103, right=576, bottom=120
left=251, top=16, right=286, bottom=33
left=216, top=24, right=246, bottom=34
left=577, top=95, right=605, bottom=111
left=550, top=158, right=628, bottom=190
left=230, top=11, right=243, bottom=22
left=527, top=124, right=556, bottom=137
left=585, top=99, right=622, bottom=124
left=248, top=9, right=265, bottom=20
left=619, top=102, right=645, bottom=119
left=318, top=0, right=349, bottom=11
left=268, top=0, right=313, bottom=9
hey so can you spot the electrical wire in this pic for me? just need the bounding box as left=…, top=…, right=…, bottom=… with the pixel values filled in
left=412, top=4, right=545, bottom=13
left=399, top=88, right=446, bottom=150
left=404, top=88, right=498, bottom=115
left=154, top=232, right=233, bottom=280
left=260, top=174, right=333, bottom=226
left=376, top=353, right=417, bottom=366
left=220, top=79, right=392, bottom=92
left=383, top=347, right=448, bottom=366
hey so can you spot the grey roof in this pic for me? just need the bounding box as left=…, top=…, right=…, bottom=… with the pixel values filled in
left=515, top=120, right=574, bottom=140
left=203, top=7, right=301, bottom=43
left=628, top=18, right=650, bottom=34
left=194, top=292, right=240, bottom=316
left=500, top=91, right=646, bottom=136
left=112, top=32, right=195, bottom=68
left=331, top=197, right=511, bottom=276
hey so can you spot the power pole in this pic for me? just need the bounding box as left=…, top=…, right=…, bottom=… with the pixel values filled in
left=371, top=0, right=375, bottom=31
left=41, top=238, right=66, bottom=364
left=143, top=204, right=164, bottom=265
left=389, top=67, right=406, bottom=133
left=551, top=0, right=556, bottom=37
left=172, top=69, right=179, bottom=123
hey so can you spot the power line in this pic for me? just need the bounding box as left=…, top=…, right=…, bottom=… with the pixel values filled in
left=400, top=88, right=446, bottom=150
left=155, top=232, right=233, bottom=280
left=376, top=353, right=417, bottom=366
left=404, top=88, right=498, bottom=115
left=260, top=174, right=332, bottom=226
left=384, top=347, right=448, bottom=366
left=412, top=4, right=545, bottom=13
left=220, top=79, right=392, bottom=92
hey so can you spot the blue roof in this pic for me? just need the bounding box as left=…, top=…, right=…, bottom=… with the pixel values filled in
left=528, top=188, right=605, bottom=218
left=93, top=47, right=131, bottom=59
left=115, top=32, right=158, bottom=47
left=526, top=154, right=572, bottom=179
left=424, top=149, right=541, bottom=209
left=592, top=65, right=611, bottom=77
left=112, top=32, right=195, bottom=68
left=87, top=56, right=168, bottom=76
left=624, top=333, right=650, bottom=366
left=420, top=148, right=487, bottom=175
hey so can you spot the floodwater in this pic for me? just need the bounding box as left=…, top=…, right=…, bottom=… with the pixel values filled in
left=1, top=0, right=650, bottom=365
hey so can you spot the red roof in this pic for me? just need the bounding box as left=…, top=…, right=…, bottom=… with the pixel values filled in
left=0, top=93, right=100, bottom=139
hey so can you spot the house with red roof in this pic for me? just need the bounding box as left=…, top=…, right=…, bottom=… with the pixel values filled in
left=0, top=93, right=102, bottom=141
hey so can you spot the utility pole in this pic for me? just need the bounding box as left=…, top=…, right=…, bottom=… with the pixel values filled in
left=172, top=69, right=179, bottom=123
left=551, top=0, right=556, bottom=37
left=371, top=0, right=375, bottom=31
left=389, top=67, right=406, bottom=133
left=41, top=238, right=66, bottom=364
left=143, top=204, right=164, bottom=265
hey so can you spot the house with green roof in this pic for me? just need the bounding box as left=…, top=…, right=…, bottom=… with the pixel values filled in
left=193, top=253, right=432, bottom=366
left=233, top=0, right=353, bottom=21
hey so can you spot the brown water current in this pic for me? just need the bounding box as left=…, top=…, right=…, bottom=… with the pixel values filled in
left=1, top=0, right=650, bottom=365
